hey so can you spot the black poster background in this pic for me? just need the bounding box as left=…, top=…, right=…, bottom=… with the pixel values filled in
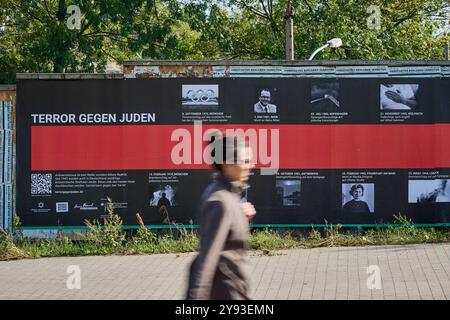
left=16, top=78, right=450, bottom=228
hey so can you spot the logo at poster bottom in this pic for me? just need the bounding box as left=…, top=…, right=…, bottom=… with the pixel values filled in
left=31, top=201, right=51, bottom=213
left=74, top=203, right=99, bottom=211
left=56, top=202, right=69, bottom=213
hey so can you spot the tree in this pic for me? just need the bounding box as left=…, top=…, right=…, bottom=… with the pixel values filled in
left=0, top=0, right=449, bottom=84
left=0, top=0, right=183, bottom=82
left=227, top=0, right=449, bottom=60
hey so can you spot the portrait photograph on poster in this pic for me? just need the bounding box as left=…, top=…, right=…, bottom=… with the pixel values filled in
left=380, top=84, right=419, bottom=110
left=150, top=184, right=177, bottom=207
left=342, top=183, right=374, bottom=213
left=181, top=84, right=219, bottom=111
left=254, top=87, right=278, bottom=113
left=150, top=184, right=178, bottom=224
left=275, top=179, right=301, bottom=206
left=310, top=81, right=340, bottom=111
left=408, top=179, right=450, bottom=203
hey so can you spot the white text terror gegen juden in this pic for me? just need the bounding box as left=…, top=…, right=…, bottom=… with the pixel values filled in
left=31, top=113, right=156, bottom=124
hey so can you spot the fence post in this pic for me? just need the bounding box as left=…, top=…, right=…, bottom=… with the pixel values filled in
left=0, top=95, right=14, bottom=232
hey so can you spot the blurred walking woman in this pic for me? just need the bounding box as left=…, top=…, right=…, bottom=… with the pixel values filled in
left=187, top=136, right=256, bottom=300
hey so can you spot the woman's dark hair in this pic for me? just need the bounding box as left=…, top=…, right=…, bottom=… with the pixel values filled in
left=349, top=184, right=364, bottom=196
left=209, top=135, right=246, bottom=172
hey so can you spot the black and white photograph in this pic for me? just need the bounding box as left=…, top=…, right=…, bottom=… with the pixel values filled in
left=181, top=84, right=219, bottom=111
left=408, top=179, right=450, bottom=203
left=254, top=87, right=277, bottom=113
left=380, top=84, right=419, bottom=110
left=342, top=183, right=374, bottom=213
left=310, top=81, right=340, bottom=111
left=275, top=180, right=301, bottom=206
left=150, top=184, right=178, bottom=224
left=150, top=184, right=177, bottom=207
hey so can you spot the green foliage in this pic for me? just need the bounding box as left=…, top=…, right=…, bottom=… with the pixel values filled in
left=12, top=214, right=24, bottom=241
left=83, top=197, right=126, bottom=248
left=2, top=212, right=450, bottom=260
left=382, top=213, right=444, bottom=242
left=228, top=0, right=449, bottom=60
left=127, top=232, right=199, bottom=254
left=249, top=228, right=298, bottom=250
left=1, top=0, right=448, bottom=83
left=132, top=226, right=157, bottom=244
left=0, top=0, right=183, bottom=81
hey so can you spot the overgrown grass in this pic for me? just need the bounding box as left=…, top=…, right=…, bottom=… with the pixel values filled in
left=1, top=211, right=449, bottom=261
left=0, top=228, right=31, bottom=261
left=16, top=233, right=200, bottom=258
left=249, top=229, right=298, bottom=251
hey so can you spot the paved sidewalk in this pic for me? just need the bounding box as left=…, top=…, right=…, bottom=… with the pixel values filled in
left=0, top=243, right=449, bottom=300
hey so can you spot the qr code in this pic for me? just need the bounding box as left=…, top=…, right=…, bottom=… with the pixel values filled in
left=31, top=173, right=52, bottom=195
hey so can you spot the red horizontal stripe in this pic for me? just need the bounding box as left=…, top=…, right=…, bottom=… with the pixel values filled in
left=31, top=124, right=450, bottom=171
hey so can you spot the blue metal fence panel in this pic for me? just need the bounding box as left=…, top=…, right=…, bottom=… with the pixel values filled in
left=3, top=129, right=12, bottom=184
left=4, top=183, right=13, bottom=231
left=0, top=184, right=3, bottom=230
left=0, top=130, right=4, bottom=184
left=0, top=97, right=13, bottom=231
left=0, top=100, right=3, bottom=130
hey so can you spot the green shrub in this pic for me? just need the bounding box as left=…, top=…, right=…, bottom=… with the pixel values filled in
left=83, top=197, right=125, bottom=248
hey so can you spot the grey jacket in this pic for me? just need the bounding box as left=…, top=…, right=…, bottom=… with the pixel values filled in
left=187, top=174, right=251, bottom=300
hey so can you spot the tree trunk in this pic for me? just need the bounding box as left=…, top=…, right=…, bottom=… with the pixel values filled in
left=57, top=0, right=66, bottom=22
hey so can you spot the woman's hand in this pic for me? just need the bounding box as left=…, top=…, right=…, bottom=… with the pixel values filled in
left=240, top=202, right=256, bottom=222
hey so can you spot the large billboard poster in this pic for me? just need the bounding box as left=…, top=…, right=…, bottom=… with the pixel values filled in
left=16, top=78, right=450, bottom=228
